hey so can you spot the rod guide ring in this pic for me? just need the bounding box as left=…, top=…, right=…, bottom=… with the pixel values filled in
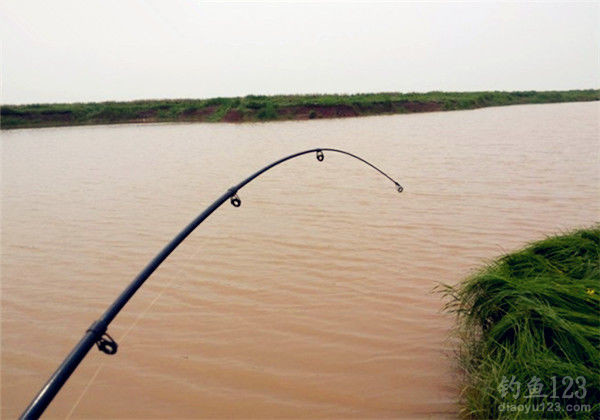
left=230, top=194, right=241, bottom=207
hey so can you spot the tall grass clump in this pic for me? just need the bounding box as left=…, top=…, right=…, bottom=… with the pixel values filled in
left=441, top=227, right=599, bottom=419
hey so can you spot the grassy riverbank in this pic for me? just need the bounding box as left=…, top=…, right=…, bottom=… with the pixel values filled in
left=2, top=89, right=598, bottom=130
left=442, top=227, right=599, bottom=419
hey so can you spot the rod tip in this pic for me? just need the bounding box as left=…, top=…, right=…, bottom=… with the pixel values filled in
left=395, top=183, right=403, bottom=193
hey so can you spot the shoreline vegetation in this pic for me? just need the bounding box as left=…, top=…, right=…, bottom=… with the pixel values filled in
left=441, top=227, right=599, bottom=419
left=1, top=89, right=598, bottom=130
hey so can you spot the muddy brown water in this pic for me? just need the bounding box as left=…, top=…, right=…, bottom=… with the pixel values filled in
left=2, top=102, right=598, bottom=418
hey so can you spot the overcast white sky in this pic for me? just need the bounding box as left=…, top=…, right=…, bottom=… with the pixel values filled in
left=1, top=1, right=598, bottom=104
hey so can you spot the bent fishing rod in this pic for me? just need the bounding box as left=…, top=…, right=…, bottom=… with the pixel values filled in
left=21, top=148, right=403, bottom=419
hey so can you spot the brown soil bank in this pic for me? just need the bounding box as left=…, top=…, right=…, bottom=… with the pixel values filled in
left=2, top=89, right=598, bottom=129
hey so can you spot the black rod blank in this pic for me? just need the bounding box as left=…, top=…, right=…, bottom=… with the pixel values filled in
left=20, top=148, right=402, bottom=419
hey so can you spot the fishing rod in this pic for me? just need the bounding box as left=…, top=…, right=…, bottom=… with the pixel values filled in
left=21, top=148, right=403, bottom=419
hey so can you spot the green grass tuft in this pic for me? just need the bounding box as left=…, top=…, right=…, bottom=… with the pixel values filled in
left=440, top=226, right=600, bottom=419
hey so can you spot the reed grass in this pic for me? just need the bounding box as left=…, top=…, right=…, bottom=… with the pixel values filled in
left=441, top=226, right=599, bottom=419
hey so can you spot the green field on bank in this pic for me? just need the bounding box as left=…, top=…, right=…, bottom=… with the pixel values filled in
left=2, top=89, right=598, bottom=129
left=442, top=227, right=599, bottom=419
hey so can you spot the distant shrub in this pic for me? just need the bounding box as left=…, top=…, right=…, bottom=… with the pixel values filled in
left=204, top=97, right=230, bottom=106
left=257, top=103, right=277, bottom=120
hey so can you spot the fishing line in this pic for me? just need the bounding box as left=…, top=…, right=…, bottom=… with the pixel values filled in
left=21, top=148, right=403, bottom=419
left=66, top=233, right=208, bottom=418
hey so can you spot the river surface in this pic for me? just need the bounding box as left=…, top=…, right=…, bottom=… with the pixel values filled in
left=2, top=102, right=598, bottom=419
